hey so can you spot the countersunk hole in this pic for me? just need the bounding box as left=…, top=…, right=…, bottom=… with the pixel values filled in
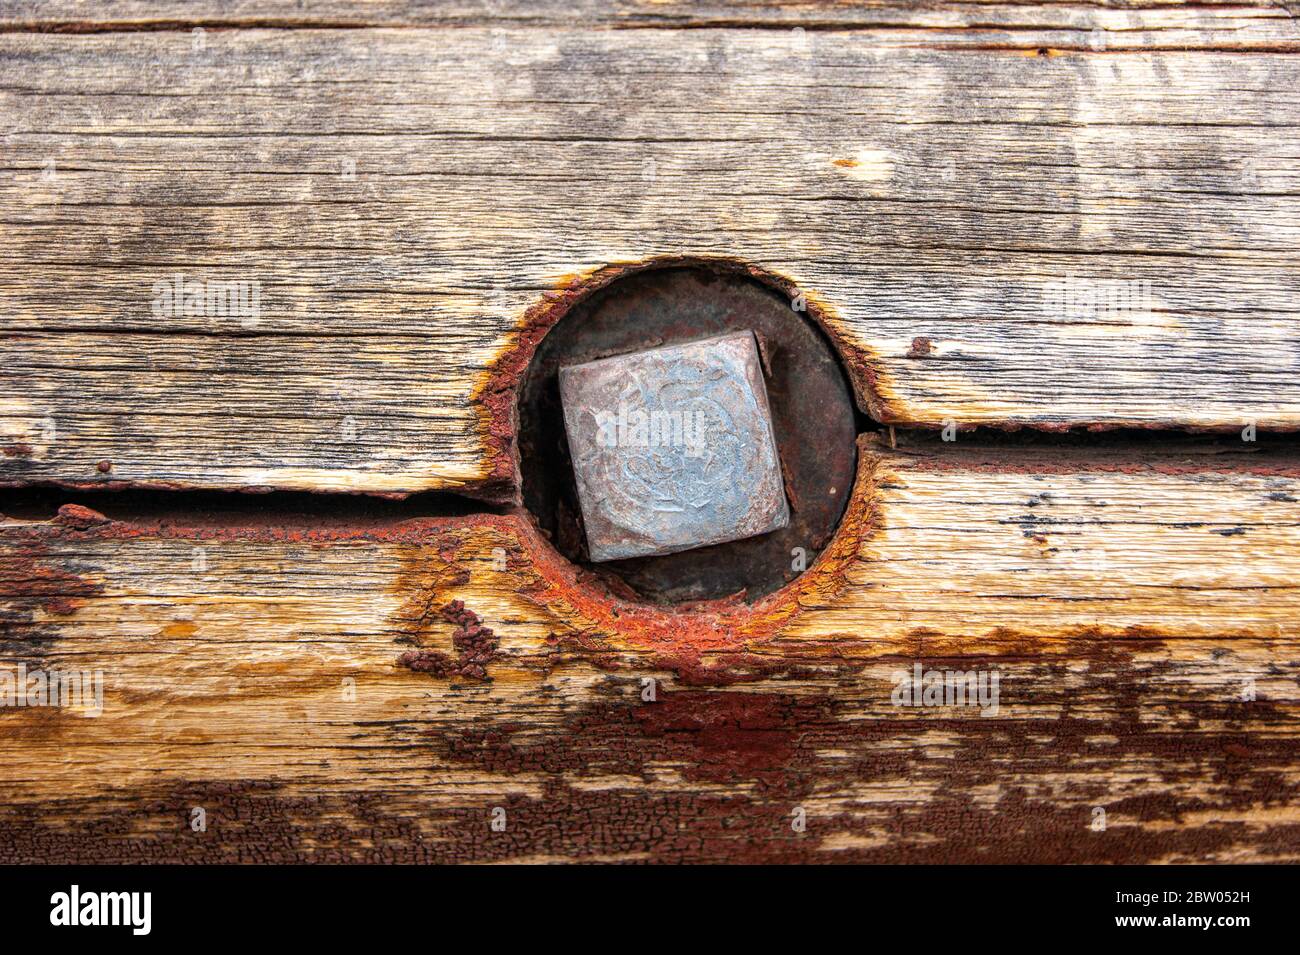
left=517, top=260, right=861, bottom=604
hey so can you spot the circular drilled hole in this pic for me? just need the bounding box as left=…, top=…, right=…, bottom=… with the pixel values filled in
left=518, top=262, right=859, bottom=603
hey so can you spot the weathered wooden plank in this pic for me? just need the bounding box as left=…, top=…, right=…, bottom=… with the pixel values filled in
left=3, top=0, right=1297, bottom=48
left=1, top=19, right=1298, bottom=494
left=2, top=439, right=1296, bottom=862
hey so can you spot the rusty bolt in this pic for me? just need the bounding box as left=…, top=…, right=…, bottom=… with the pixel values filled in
left=559, top=330, right=789, bottom=562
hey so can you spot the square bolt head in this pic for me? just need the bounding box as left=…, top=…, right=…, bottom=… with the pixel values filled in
left=559, top=330, right=789, bottom=562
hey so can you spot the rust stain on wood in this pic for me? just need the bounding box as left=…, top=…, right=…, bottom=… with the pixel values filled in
left=471, top=255, right=897, bottom=502
left=396, top=599, right=501, bottom=682
left=0, top=538, right=104, bottom=665
left=378, top=439, right=881, bottom=680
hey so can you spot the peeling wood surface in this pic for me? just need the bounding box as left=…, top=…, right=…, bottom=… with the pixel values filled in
left=1, top=439, right=1297, bottom=862
left=2, top=4, right=1299, bottom=494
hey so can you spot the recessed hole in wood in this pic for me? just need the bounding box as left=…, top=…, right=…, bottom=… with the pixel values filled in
left=517, top=261, right=860, bottom=604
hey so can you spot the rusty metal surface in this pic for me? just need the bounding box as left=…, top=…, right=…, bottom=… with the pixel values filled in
left=559, top=331, right=789, bottom=561
left=517, top=263, right=859, bottom=603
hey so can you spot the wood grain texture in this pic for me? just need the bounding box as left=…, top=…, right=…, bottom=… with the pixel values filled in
left=1, top=439, right=1297, bottom=862
left=2, top=3, right=1299, bottom=495
left=3, top=1, right=1298, bottom=44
